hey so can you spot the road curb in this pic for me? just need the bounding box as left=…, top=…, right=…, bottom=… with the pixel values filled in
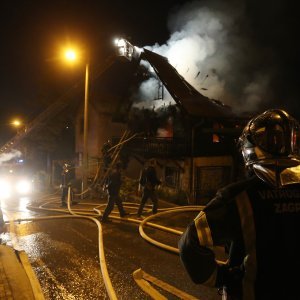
left=0, top=245, right=44, bottom=300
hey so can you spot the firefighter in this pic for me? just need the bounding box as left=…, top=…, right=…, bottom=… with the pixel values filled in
left=137, top=158, right=161, bottom=218
left=101, top=162, right=128, bottom=222
left=178, top=109, right=300, bottom=300
left=0, top=207, right=5, bottom=235
left=102, top=139, right=112, bottom=170
left=61, top=163, right=73, bottom=207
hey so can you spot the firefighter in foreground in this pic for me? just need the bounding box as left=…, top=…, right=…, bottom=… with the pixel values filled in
left=178, top=109, right=300, bottom=300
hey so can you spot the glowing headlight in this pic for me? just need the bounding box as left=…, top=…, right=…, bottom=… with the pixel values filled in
left=0, top=179, right=12, bottom=199
left=16, top=179, right=32, bottom=195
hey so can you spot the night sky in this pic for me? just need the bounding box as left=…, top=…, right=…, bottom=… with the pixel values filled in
left=0, top=0, right=299, bottom=143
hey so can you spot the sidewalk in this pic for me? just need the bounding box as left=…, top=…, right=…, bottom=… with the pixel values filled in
left=0, top=244, right=44, bottom=300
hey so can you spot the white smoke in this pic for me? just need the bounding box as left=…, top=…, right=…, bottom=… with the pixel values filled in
left=135, top=0, right=274, bottom=114
left=0, top=149, right=22, bottom=165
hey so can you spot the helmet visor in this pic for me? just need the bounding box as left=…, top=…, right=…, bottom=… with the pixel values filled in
left=249, top=111, right=300, bottom=156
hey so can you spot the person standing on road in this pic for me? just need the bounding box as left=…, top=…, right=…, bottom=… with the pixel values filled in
left=61, top=163, right=73, bottom=207
left=102, top=139, right=112, bottom=171
left=178, top=109, right=300, bottom=300
left=0, top=204, right=5, bottom=234
left=137, top=159, right=161, bottom=218
left=101, top=162, right=128, bottom=222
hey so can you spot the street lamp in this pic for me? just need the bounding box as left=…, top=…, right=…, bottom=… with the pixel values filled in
left=10, top=118, right=27, bottom=134
left=9, top=118, right=28, bottom=158
left=11, top=119, right=22, bottom=128
left=63, top=47, right=89, bottom=195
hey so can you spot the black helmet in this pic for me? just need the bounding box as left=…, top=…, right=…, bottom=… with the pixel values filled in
left=238, top=109, right=300, bottom=187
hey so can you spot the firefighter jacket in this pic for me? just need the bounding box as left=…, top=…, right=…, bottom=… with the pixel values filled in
left=61, top=169, right=72, bottom=188
left=140, top=166, right=161, bottom=190
left=107, top=169, right=121, bottom=196
left=178, top=175, right=300, bottom=300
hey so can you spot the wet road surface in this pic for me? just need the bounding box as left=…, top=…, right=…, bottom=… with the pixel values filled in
left=1, top=192, right=224, bottom=299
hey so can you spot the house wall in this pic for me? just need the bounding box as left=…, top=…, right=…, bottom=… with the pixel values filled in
left=73, top=102, right=236, bottom=205
left=161, top=156, right=233, bottom=204
left=193, top=155, right=233, bottom=168
left=75, top=103, right=126, bottom=179
left=181, top=159, right=191, bottom=192
left=192, top=155, right=233, bottom=204
left=125, top=159, right=143, bottom=179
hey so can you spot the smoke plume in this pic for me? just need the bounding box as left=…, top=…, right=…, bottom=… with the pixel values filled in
left=135, top=0, right=276, bottom=114
left=0, top=149, right=22, bottom=165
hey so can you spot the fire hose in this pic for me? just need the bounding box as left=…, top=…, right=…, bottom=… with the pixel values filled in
left=5, top=190, right=226, bottom=299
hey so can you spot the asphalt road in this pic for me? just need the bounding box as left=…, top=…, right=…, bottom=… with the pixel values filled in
left=1, top=191, right=224, bottom=300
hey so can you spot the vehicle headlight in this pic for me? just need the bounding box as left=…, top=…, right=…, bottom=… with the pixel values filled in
left=16, top=179, right=32, bottom=195
left=0, top=179, right=12, bottom=199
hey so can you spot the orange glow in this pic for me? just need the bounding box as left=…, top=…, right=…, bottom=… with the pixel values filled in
left=213, top=134, right=220, bottom=143
left=212, top=122, right=222, bottom=143
left=11, top=119, right=22, bottom=127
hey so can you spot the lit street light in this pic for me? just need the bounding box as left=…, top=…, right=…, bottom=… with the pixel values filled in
left=10, top=118, right=27, bottom=134
left=63, top=47, right=89, bottom=195
left=64, top=49, right=77, bottom=61
left=11, top=119, right=22, bottom=127
left=9, top=118, right=28, bottom=158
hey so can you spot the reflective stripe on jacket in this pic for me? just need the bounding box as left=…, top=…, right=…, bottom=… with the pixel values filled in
left=179, top=176, right=300, bottom=300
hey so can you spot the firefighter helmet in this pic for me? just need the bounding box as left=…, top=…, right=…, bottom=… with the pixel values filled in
left=238, top=109, right=300, bottom=187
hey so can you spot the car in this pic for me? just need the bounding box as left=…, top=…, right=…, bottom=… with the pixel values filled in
left=0, top=166, right=33, bottom=199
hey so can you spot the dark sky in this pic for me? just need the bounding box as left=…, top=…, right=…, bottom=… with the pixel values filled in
left=0, top=0, right=299, bottom=142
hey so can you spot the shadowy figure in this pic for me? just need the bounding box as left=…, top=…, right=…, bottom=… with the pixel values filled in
left=102, top=139, right=112, bottom=170
left=0, top=205, right=5, bottom=235
left=101, top=162, right=128, bottom=222
left=61, top=163, right=73, bottom=207
left=137, top=159, right=161, bottom=217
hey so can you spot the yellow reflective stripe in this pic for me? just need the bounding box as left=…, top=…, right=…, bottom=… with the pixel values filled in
left=236, top=191, right=257, bottom=300
left=194, top=211, right=213, bottom=247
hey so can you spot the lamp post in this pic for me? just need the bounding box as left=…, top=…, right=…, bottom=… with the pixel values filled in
left=83, top=62, right=89, bottom=194
left=64, top=48, right=89, bottom=194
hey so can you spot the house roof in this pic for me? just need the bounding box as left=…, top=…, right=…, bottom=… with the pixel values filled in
left=141, top=49, right=236, bottom=119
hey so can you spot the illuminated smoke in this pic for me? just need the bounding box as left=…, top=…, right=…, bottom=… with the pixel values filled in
left=0, top=149, right=22, bottom=165
left=136, top=0, right=274, bottom=114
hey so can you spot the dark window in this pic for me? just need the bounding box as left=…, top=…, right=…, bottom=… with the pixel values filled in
left=165, top=166, right=180, bottom=188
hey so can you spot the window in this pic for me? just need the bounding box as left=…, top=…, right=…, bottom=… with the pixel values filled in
left=165, top=166, right=180, bottom=188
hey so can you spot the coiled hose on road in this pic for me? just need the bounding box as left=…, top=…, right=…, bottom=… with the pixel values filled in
left=6, top=189, right=226, bottom=299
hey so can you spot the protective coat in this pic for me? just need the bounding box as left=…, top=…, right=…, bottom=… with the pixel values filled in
left=179, top=176, right=300, bottom=299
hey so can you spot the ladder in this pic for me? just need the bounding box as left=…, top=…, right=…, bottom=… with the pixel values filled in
left=91, top=130, right=138, bottom=193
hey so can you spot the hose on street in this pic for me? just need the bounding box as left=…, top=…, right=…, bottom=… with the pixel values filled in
left=8, top=190, right=227, bottom=299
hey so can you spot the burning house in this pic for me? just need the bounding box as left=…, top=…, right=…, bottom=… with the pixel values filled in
left=0, top=38, right=251, bottom=203
left=74, top=39, right=250, bottom=204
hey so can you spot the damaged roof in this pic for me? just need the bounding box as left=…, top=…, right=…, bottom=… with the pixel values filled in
left=141, top=48, right=236, bottom=119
